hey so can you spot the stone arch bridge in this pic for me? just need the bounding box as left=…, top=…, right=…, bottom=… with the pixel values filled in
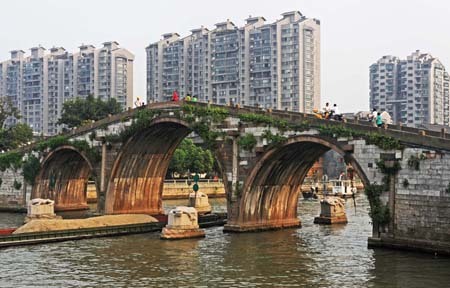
left=9, top=102, right=450, bottom=254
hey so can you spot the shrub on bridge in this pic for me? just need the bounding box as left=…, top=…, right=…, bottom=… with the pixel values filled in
left=366, top=133, right=403, bottom=150
left=182, top=104, right=229, bottom=123
left=238, top=113, right=288, bottom=131
left=0, top=151, right=23, bottom=172
left=262, top=129, right=287, bottom=148
left=317, top=125, right=403, bottom=150
left=35, top=135, right=70, bottom=152
left=119, top=109, right=161, bottom=142
left=191, top=122, right=224, bottom=149
left=238, top=134, right=257, bottom=151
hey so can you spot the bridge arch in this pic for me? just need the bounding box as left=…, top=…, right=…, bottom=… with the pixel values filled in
left=105, top=117, right=228, bottom=215
left=226, top=135, right=370, bottom=231
left=32, top=145, right=96, bottom=211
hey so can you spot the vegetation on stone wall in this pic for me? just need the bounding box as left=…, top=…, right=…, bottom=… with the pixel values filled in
left=365, top=184, right=391, bottom=227
left=407, top=154, right=426, bottom=170
left=262, top=129, right=287, bottom=148
left=445, top=182, right=450, bottom=194
left=35, top=135, right=70, bottom=152
left=182, top=104, right=229, bottom=123
left=364, top=159, right=402, bottom=228
left=13, top=179, right=22, bottom=190
left=376, top=159, right=401, bottom=191
left=190, top=122, right=224, bottom=149
left=238, top=113, right=288, bottom=131
left=0, top=151, right=23, bottom=172
left=103, top=134, right=122, bottom=144
left=119, top=109, right=161, bottom=142
left=22, top=154, right=40, bottom=185
left=317, top=125, right=403, bottom=150
left=402, top=178, right=409, bottom=188
left=365, top=133, right=403, bottom=150
left=34, top=136, right=100, bottom=163
left=238, top=134, right=257, bottom=151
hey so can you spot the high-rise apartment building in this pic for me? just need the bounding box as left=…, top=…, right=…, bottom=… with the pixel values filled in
left=370, top=51, right=450, bottom=127
left=146, top=11, right=321, bottom=112
left=0, top=42, right=134, bottom=135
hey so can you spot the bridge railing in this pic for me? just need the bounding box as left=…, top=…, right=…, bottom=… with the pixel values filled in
left=163, top=179, right=223, bottom=184
left=14, top=101, right=450, bottom=153
left=207, top=102, right=450, bottom=150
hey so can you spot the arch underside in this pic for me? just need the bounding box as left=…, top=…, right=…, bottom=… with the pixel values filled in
left=228, top=136, right=368, bottom=231
left=32, top=149, right=92, bottom=211
left=105, top=122, right=191, bottom=214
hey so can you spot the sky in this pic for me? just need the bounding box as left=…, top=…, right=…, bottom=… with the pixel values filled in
left=1, top=0, right=449, bottom=113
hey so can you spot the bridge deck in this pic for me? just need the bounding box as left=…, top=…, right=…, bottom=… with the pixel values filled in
left=17, top=101, right=450, bottom=153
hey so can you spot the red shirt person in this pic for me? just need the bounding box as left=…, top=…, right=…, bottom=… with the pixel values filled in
left=172, top=90, right=179, bottom=101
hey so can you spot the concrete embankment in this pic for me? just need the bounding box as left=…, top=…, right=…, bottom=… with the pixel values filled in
left=13, top=214, right=158, bottom=234
left=86, top=180, right=226, bottom=202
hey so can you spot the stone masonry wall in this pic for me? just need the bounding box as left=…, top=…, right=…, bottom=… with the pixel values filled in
left=394, top=148, right=450, bottom=242
left=0, top=168, right=30, bottom=210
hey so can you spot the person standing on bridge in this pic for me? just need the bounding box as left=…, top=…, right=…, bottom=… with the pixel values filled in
left=323, top=102, right=331, bottom=119
left=172, top=90, right=179, bottom=102
left=370, top=108, right=378, bottom=124
left=134, top=97, right=141, bottom=108
left=376, top=112, right=383, bottom=128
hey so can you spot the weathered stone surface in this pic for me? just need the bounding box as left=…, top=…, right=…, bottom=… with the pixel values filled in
left=188, top=192, right=212, bottom=215
left=33, top=146, right=91, bottom=211
left=160, top=206, right=205, bottom=239
left=314, top=196, right=348, bottom=224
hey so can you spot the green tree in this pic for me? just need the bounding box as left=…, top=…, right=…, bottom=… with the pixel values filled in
left=0, top=123, right=33, bottom=151
left=168, top=139, right=215, bottom=178
left=58, top=95, right=122, bottom=128
left=0, top=96, right=21, bottom=128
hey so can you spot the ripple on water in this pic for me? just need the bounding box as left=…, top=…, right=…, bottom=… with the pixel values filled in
left=1, top=195, right=450, bottom=287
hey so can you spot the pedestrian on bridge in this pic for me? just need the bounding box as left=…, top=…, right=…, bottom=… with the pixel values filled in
left=323, top=102, right=331, bottom=119
left=172, top=90, right=179, bottom=102
left=376, top=112, right=383, bottom=128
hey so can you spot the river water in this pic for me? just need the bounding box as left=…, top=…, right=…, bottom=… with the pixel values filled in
left=1, top=194, right=449, bottom=287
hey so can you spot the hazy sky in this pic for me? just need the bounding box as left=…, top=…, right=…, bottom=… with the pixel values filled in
left=1, top=0, right=449, bottom=112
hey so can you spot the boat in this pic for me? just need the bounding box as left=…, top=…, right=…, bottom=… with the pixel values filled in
left=326, top=179, right=357, bottom=198
left=0, top=213, right=227, bottom=249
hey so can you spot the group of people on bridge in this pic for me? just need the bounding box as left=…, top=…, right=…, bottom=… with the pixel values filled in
left=171, top=90, right=198, bottom=102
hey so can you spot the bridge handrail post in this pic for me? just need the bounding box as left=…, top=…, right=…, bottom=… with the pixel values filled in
left=441, top=128, right=446, bottom=139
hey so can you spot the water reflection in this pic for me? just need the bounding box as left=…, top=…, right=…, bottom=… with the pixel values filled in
left=0, top=194, right=450, bottom=287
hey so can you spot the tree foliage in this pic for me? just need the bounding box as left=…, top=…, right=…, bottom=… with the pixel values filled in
left=0, top=123, right=33, bottom=151
left=0, top=96, right=21, bottom=128
left=168, top=139, right=214, bottom=177
left=58, top=95, right=122, bottom=128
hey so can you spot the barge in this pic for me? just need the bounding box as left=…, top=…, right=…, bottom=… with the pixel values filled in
left=0, top=213, right=227, bottom=249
